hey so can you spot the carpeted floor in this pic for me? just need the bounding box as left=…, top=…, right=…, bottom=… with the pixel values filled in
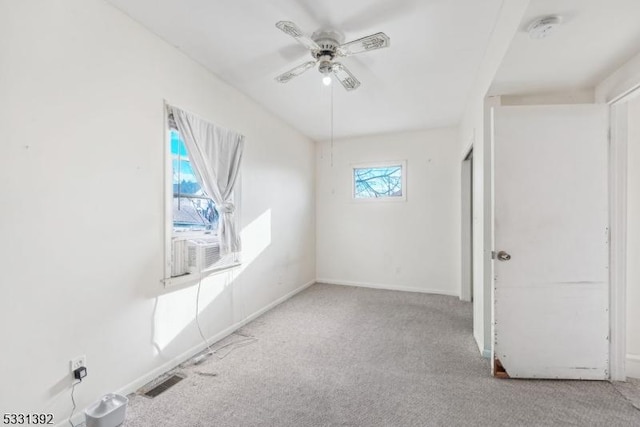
left=125, top=283, right=640, bottom=426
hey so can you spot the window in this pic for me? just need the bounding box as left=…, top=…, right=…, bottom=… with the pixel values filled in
left=168, top=129, right=225, bottom=282
left=171, top=130, right=219, bottom=233
left=164, top=105, right=244, bottom=284
left=352, top=161, right=407, bottom=201
left=164, top=128, right=240, bottom=286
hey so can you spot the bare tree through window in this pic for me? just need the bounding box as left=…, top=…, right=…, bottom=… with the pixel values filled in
left=354, top=165, right=403, bottom=199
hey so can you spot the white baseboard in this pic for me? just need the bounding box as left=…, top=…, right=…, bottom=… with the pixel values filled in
left=627, top=354, right=640, bottom=379
left=317, top=278, right=460, bottom=297
left=59, top=279, right=315, bottom=427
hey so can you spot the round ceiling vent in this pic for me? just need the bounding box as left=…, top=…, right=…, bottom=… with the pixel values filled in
left=527, top=15, right=562, bottom=39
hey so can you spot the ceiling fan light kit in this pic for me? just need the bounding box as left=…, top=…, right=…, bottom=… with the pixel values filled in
left=274, top=21, right=390, bottom=91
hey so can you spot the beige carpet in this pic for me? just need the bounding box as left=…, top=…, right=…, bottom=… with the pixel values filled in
left=124, top=283, right=640, bottom=426
left=613, top=378, right=640, bottom=411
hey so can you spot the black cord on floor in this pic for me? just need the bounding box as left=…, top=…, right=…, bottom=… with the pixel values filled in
left=69, top=379, right=82, bottom=427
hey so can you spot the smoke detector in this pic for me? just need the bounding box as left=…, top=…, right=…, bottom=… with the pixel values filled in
left=527, top=16, right=562, bottom=39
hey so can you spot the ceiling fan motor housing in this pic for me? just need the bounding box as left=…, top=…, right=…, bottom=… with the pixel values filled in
left=313, top=34, right=340, bottom=75
left=312, top=31, right=341, bottom=60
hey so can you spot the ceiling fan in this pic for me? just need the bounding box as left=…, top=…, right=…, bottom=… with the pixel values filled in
left=274, top=21, right=390, bottom=91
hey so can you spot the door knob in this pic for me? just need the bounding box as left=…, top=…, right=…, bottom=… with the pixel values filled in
left=497, top=251, right=511, bottom=261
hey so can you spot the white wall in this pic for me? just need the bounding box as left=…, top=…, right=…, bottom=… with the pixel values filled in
left=0, top=0, right=315, bottom=422
left=627, top=95, right=640, bottom=378
left=596, top=50, right=640, bottom=103
left=316, top=128, right=460, bottom=296
left=500, top=89, right=595, bottom=106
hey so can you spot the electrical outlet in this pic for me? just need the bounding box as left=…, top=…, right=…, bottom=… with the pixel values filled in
left=70, top=355, right=86, bottom=372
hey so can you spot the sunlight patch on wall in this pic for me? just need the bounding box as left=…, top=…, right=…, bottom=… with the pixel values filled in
left=240, top=209, right=272, bottom=268
left=152, top=209, right=271, bottom=352
left=197, top=274, right=228, bottom=314
left=153, top=275, right=229, bottom=351
left=153, top=286, right=195, bottom=351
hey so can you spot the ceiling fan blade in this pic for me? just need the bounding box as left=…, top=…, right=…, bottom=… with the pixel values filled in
left=274, top=61, right=317, bottom=83
left=276, top=21, right=320, bottom=52
left=338, top=32, right=390, bottom=56
left=332, top=63, right=361, bottom=91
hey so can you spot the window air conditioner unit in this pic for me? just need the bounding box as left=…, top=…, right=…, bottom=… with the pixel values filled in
left=171, top=239, right=189, bottom=277
left=187, top=238, right=221, bottom=273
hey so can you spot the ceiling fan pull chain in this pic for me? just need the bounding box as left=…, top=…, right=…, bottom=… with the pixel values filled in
left=331, top=81, right=334, bottom=168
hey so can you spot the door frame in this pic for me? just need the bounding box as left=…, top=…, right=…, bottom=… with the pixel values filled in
left=483, top=96, right=634, bottom=380
left=609, top=86, right=640, bottom=380
left=609, top=99, right=628, bottom=381
left=597, top=54, right=640, bottom=380
left=461, top=147, right=473, bottom=302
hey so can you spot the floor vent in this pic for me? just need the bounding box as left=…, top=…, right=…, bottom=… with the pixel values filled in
left=139, top=374, right=185, bottom=398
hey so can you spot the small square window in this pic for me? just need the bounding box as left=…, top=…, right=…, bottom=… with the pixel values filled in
left=352, top=161, right=406, bottom=201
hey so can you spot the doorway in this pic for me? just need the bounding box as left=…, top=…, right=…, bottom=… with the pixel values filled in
left=461, top=149, right=473, bottom=302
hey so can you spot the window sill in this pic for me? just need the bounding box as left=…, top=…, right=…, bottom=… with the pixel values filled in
left=162, top=262, right=241, bottom=288
left=351, top=196, right=407, bottom=203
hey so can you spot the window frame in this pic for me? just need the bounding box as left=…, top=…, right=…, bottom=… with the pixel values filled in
left=163, top=116, right=241, bottom=287
left=351, top=160, right=407, bottom=202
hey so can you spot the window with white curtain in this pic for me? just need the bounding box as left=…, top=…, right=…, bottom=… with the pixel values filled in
left=164, top=105, right=244, bottom=283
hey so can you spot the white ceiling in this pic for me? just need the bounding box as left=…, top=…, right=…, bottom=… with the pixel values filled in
left=106, top=0, right=504, bottom=141
left=491, top=0, right=640, bottom=96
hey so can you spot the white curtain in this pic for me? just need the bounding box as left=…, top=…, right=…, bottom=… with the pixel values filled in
left=167, top=105, right=244, bottom=255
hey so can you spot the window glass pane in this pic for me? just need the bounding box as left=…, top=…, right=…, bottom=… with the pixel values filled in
left=172, top=159, right=201, bottom=195
left=171, top=130, right=218, bottom=232
left=171, top=130, right=202, bottom=195
left=170, top=130, right=188, bottom=156
left=354, top=166, right=403, bottom=199
left=173, top=197, right=218, bottom=231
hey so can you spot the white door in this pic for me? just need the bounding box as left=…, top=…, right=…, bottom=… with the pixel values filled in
left=492, top=104, right=609, bottom=379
